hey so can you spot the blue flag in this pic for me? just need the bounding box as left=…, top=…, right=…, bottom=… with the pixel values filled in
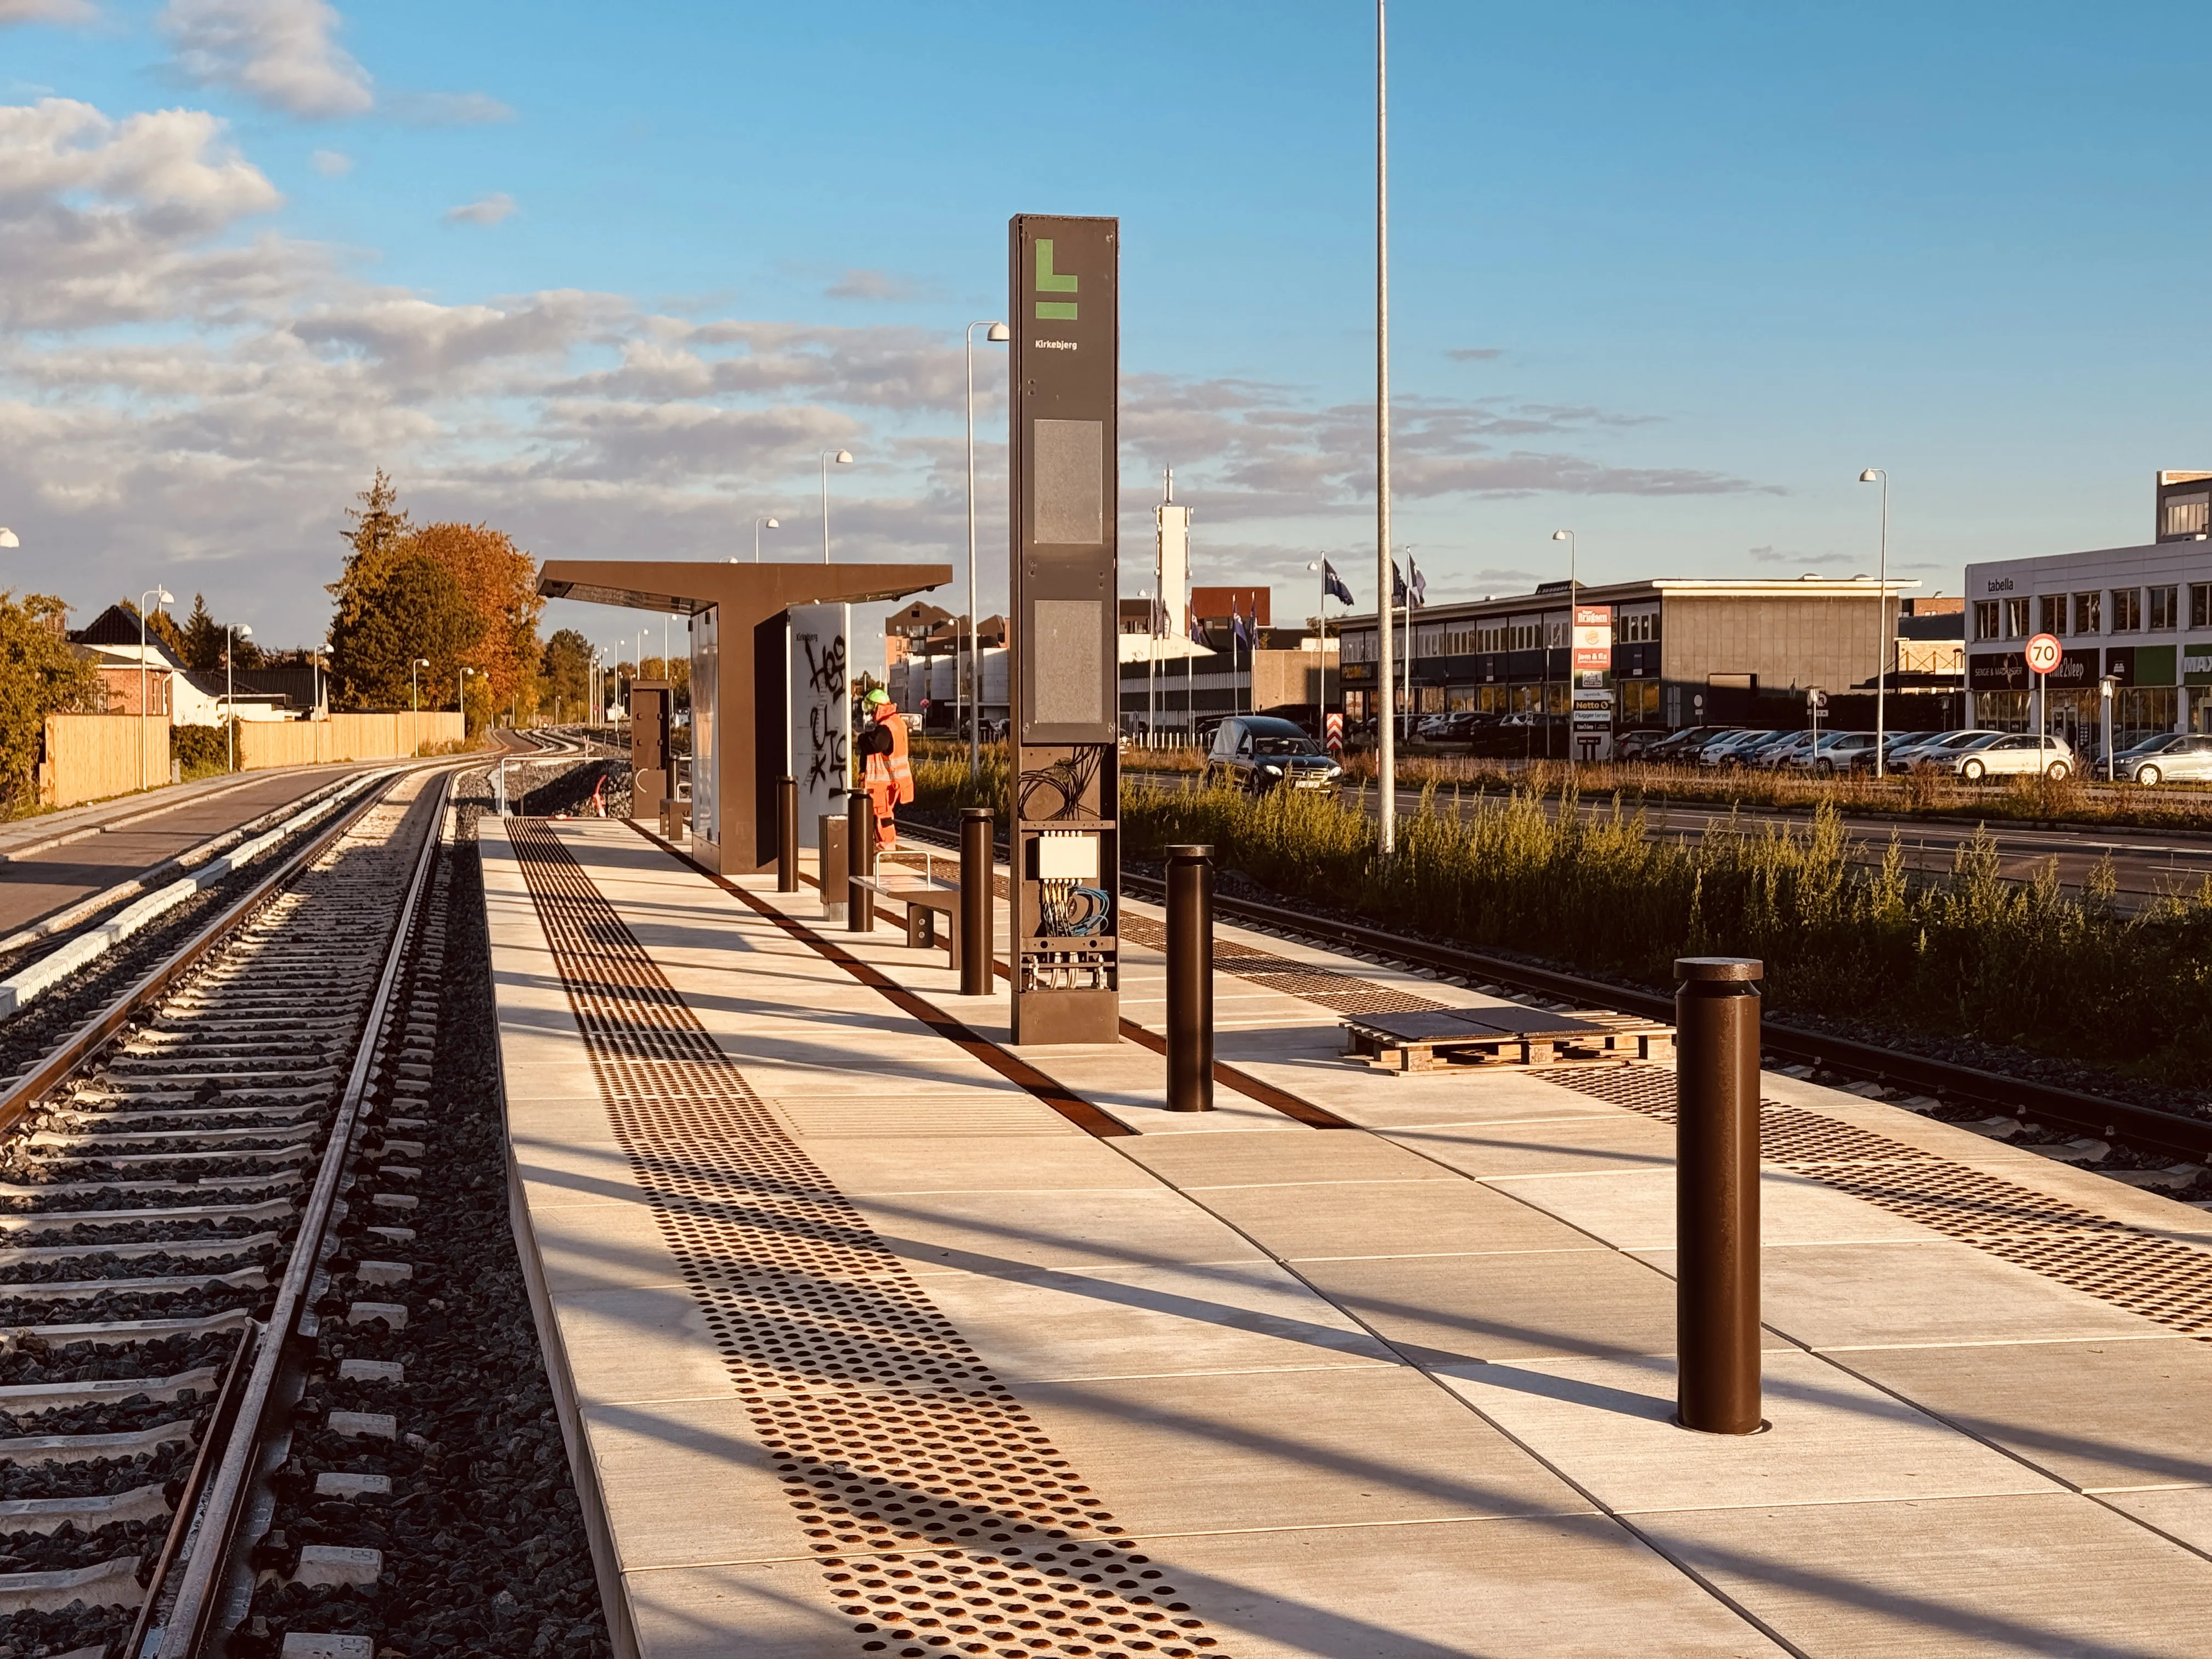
left=1187, top=605, right=1206, bottom=645
left=1391, top=561, right=1408, bottom=608
left=1322, top=560, right=1355, bottom=607
left=1232, top=596, right=1251, bottom=648
left=1409, top=555, right=1428, bottom=608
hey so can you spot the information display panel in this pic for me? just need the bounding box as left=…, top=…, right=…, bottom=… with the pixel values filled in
left=1008, top=214, right=1120, bottom=1045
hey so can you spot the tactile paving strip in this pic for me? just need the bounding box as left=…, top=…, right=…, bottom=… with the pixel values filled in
left=1551, top=1065, right=2212, bottom=1338
left=507, top=822, right=1225, bottom=1657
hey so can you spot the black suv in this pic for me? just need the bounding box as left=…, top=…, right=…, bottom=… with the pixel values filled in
left=1204, top=716, right=1345, bottom=794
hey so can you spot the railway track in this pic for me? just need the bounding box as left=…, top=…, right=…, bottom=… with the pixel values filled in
left=899, top=815, right=2212, bottom=1170
left=0, top=765, right=454, bottom=1659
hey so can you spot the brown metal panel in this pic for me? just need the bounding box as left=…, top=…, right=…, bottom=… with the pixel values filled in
left=1008, top=215, right=1119, bottom=1044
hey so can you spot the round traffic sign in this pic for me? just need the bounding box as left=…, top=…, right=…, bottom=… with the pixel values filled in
left=2025, top=633, right=2063, bottom=675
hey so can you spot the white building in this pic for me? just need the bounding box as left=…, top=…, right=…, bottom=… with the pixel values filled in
left=1964, top=536, right=2212, bottom=746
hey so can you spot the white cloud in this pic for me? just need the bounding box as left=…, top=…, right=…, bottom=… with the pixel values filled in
left=386, top=90, right=512, bottom=126
left=441, top=190, right=514, bottom=226
left=825, top=267, right=929, bottom=303
left=159, top=0, right=373, bottom=119
left=308, top=146, right=348, bottom=175
left=0, top=0, right=98, bottom=24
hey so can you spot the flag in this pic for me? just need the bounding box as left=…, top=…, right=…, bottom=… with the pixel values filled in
left=1409, top=555, right=1429, bottom=608
left=1188, top=605, right=1206, bottom=645
left=1322, top=560, right=1355, bottom=607
left=1232, top=596, right=1251, bottom=648
left=1391, top=561, right=1408, bottom=607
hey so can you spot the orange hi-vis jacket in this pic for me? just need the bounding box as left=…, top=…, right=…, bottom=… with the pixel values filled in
left=863, top=712, right=914, bottom=805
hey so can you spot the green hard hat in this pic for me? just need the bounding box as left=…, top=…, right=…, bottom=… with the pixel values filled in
left=864, top=688, right=890, bottom=706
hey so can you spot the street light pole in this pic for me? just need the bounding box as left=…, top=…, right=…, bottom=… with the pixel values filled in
left=225, top=623, right=252, bottom=772
left=753, top=515, right=780, bottom=562
left=411, top=657, right=427, bottom=713
left=1374, top=0, right=1396, bottom=853
left=458, top=666, right=475, bottom=737
left=820, top=449, right=855, bottom=563
left=1860, top=469, right=1889, bottom=777
left=966, top=320, right=1011, bottom=774
left=138, top=586, right=173, bottom=792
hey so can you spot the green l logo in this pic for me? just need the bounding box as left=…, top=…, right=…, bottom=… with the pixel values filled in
left=1035, top=239, right=1077, bottom=320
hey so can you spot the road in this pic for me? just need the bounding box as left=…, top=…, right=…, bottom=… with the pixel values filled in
left=0, top=764, right=366, bottom=936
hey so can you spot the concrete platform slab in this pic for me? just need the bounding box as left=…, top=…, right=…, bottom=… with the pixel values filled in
left=1637, top=1494, right=2212, bottom=1656
left=1195, top=1175, right=1609, bottom=1261
left=1385, top=1114, right=1677, bottom=1177
left=1841, top=1336, right=2212, bottom=1491
left=1489, top=1166, right=1940, bottom=1249
left=1297, top=1245, right=1682, bottom=1365
left=1440, top=1350, right=2062, bottom=1513
left=848, top=1187, right=1265, bottom=1277
left=917, top=1260, right=1399, bottom=1383
left=798, top=1134, right=1158, bottom=1194
left=1116, top=1130, right=1460, bottom=1190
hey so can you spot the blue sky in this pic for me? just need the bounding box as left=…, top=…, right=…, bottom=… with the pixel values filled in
left=4, top=0, right=2210, bottom=653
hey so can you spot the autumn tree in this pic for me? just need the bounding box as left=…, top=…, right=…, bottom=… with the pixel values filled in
left=401, top=521, right=543, bottom=725
left=0, top=592, right=109, bottom=816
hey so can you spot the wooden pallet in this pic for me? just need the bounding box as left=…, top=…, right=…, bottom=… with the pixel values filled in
left=1343, top=1006, right=1673, bottom=1073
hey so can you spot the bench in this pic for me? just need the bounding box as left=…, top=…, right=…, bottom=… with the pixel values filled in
left=1344, top=1006, right=1673, bottom=1073
left=853, top=871, right=965, bottom=969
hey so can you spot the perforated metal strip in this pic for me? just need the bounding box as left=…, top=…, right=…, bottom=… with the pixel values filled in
left=1550, top=1066, right=2212, bottom=1338
left=506, top=822, right=1224, bottom=1658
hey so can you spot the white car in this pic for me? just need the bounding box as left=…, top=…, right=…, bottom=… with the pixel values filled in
left=1948, top=732, right=2075, bottom=781
left=2117, top=732, right=2212, bottom=786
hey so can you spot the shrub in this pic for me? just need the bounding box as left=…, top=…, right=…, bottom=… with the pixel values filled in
left=171, top=722, right=234, bottom=779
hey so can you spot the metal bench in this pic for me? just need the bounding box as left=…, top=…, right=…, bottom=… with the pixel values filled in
left=1344, top=1005, right=1672, bottom=1073
left=855, top=854, right=966, bottom=970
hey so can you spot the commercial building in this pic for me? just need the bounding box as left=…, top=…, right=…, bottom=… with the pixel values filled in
left=1331, top=575, right=1936, bottom=740
left=1963, top=473, right=2212, bottom=743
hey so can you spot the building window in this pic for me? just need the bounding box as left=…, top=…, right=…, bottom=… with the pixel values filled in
left=1341, top=630, right=1376, bottom=663
left=1477, top=621, right=1505, bottom=652
left=2005, top=597, right=2030, bottom=638
left=1508, top=617, right=1539, bottom=651
left=1543, top=616, right=1567, bottom=650
left=2163, top=492, right=2210, bottom=539
left=2193, top=583, right=2212, bottom=630
left=2073, top=590, right=2102, bottom=634
left=2110, top=588, right=2142, bottom=632
left=1973, top=600, right=2001, bottom=641
left=2039, top=594, right=2064, bottom=636
left=1618, top=610, right=1658, bottom=644
left=2149, top=585, right=2178, bottom=631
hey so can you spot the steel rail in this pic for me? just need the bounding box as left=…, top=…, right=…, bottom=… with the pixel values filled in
left=150, top=768, right=454, bottom=1658
left=0, top=769, right=408, bottom=1137
left=898, top=817, right=2212, bottom=1163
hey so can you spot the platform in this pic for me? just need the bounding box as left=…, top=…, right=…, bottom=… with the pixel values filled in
left=482, top=816, right=2212, bottom=1658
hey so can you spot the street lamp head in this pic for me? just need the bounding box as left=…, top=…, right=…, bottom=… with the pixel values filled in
left=0, top=529, right=17, bottom=549
left=1551, top=529, right=1572, bottom=542
left=1859, top=469, right=1882, bottom=483
left=1306, top=560, right=1322, bottom=572
left=764, top=516, right=780, bottom=529
left=833, top=450, right=854, bottom=466
left=236, top=623, right=252, bottom=637
left=156, top=589, right=173, bottom=605
left=415, top=658, right=429, bottom=668
left=986, top=322, right=1010, bottom=343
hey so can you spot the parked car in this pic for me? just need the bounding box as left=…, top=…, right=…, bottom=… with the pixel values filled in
left=1641, top=725, right=1737, bottom=763
left=1784, top=731, right=1881, bottom=775
left=1614, top=727, right=1671, bottom=761
left=1945, top=732, right=2076, bottom=781
left=2113, top=732, right=2212, bottom=786
left=1699, top=729, right=1786, bottom=768
left=1846, top=731, right=1930, bottom=774
left=1204, top=715, right=1345, bottom=793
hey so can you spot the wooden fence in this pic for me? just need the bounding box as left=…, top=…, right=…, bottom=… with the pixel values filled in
left=235, top=713, right=462, bottom=771
left=38, top=714, right=173, bottom=809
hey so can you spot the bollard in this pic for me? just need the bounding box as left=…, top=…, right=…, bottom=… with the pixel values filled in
left=818, top=814, right=848, bottom=927
left=847, top=789, right=875, bottom=933
left=960, top=809, right=994, bottom=997
left=1674, top=956, right=1764, bottom=1434
left=776, top=777, right=799, bottom=893
left=1165, top=844, right=1215, bottom=1111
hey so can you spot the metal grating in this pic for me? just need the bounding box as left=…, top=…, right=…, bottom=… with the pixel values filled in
left=1549, top=1065, right=2212, bottom=1339
left=507, top=822, right=1224, bottom=1657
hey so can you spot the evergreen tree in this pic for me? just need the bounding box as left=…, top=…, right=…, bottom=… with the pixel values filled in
left=541, top=629, right=592, bottom=718
left=181, top=594, right=223, bottom=673
left=328, top=556, right=486, bottom=711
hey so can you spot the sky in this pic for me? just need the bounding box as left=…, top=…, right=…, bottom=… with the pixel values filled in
left=4, top=0, right=2211, bottom=657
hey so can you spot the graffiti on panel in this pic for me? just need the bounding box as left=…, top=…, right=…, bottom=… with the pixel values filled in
left=798, top=631, right=848, bottom=789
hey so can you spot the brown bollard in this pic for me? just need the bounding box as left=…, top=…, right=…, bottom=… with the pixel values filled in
left=776, top=777, right=799, bottom=893
left=1166, top=845, right=1215, bottom=1111
left=818, top=814, right=848, bottom=928
left=1675, top=956, right=1764, bottom=1434
left=847, top=789, right=875, bottom=933
left=960, top=808, right=994, bottom=997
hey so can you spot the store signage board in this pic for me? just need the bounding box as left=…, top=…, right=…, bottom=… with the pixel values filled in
left=1571, top=603, right=1612, bottom=676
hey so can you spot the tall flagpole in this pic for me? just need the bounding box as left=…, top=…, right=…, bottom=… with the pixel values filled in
left=1374, top=0, right=1396, bottom=853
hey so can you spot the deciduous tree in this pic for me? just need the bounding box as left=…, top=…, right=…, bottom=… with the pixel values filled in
left=0, top=592, right=109, bottom=816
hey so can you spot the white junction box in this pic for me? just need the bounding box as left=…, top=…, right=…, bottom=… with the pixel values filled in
left=1034, top=833, right=1100, bottom=881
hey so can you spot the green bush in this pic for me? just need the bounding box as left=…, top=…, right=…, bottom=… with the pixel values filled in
left=171, top=723, right=234, bottom=779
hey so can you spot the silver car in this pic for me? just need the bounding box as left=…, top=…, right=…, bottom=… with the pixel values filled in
left=2117, top=732, right=2212, bottom=786
left=1896, top=730, right=2003, bottom=772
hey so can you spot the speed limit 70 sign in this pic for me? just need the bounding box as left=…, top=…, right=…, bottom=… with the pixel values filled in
left=2025, top=633, right=2063, bottom=675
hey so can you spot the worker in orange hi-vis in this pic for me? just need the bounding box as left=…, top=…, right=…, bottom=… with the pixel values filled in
left=856, top=687, right=913, bottom=851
